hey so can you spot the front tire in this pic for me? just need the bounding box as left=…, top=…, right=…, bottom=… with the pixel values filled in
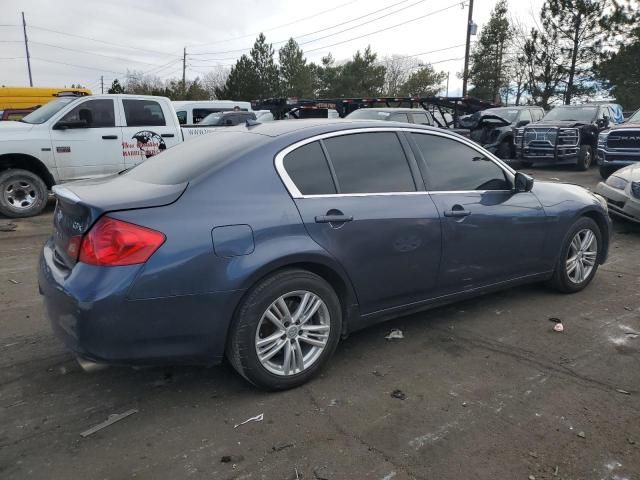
left=226, top=269, right=342, bottom=390
left=576, top=145, right=593, bottom=171
left=0, top=169, right=48, bottom=218
left=549, top=217, right=601, bottom=293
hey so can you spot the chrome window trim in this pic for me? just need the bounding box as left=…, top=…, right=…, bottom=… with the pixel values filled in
left=274, top=127, right=515, bottom=199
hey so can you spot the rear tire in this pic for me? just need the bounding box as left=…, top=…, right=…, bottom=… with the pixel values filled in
left=576, top=145, right=593, bottom=171
left=548, top=217, right=601, bottom=293
left=599, top=166, right=614, bottom=179
left=226, top=269, right=342, bottom=390
left=0, top=169, right=48, bottom=218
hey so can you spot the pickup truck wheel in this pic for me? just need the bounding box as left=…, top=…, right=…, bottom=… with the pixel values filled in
left=0, top=169, right=48, bottom=218
left=576, top=145, right=593, bottom=171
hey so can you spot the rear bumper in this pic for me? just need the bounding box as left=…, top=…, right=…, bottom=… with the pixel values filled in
left=594, top=184, right=640, bottom=223
left=39, top=239, right=244, bottom=366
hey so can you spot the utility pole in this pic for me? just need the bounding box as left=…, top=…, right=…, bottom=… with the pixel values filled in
left=446, top=72, right=450, bottom=97
left=182, top=47, right=187, bottom=95
left=101, top=75, right=104, bottom=94
left=21, top=12, right=33, bottom=87
left=461, top=0, right=474, bottom=97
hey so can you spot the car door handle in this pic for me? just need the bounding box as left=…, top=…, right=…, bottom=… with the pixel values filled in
left=161, top=133, right=175, bottom=138
left=444, top=205, right=471, bottom=217
left=102, top=135, right=118, bottom=140
left=315, top=214, right=353, bottom=223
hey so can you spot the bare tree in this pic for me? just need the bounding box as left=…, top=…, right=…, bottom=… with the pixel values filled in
left=381, top=55, right=420, bottom=96
left=202, top=66, right=230, bottom=99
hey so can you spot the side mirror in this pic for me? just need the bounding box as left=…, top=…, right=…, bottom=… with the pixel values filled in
left=53, top=119, right=88, bottom=130
left=516, top=119, right=530, bottom=128
left=514, top=171, right=534, bottom=193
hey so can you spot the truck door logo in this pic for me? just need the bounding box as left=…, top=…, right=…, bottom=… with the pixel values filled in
left=122, top=131, right=167, bottom=160
left=56, top=146, right=71, bottom=153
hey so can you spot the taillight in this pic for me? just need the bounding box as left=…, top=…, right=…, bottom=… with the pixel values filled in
left=79, top=216, right=165, bottom=266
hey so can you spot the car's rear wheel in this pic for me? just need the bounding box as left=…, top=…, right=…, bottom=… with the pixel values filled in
left=549, top=217, right=601, bottom=293
left=576, top=145, right=593, bottom=171
left=0, top=169, right=48, bottom=218
left=226, top=269, right=342, bottom=390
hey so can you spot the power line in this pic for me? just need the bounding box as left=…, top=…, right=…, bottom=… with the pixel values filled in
left=29, top=40, right=175, bottom=67
left=304, top=1, right=463, bottom=54
left=191, top=0, right=362, bottom=48
left=27, top=24, right=176, bottom=57
left=30, top=56, right=128, bottom=75
left=189, top=0, right=421, bottom=57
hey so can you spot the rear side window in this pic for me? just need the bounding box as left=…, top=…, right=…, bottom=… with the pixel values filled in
left=323, top=132, right=416, bottom=194
left=411, top=133, right=509, bottom=191
left=412, top=112, right=431, bottom=125
left=390, top=113, right=410, bottom=123
left=283, top=141, right=336, bottom=195
left=123, top=99, right=166, bottom=127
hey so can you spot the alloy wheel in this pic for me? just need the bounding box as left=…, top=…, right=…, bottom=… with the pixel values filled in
left=566, top=228, right=598, bottom=284
left=255, top=290, right=330, bottom=376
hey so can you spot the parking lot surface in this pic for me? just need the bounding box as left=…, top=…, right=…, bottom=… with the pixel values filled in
left=1, top=163, right=639, bottom=480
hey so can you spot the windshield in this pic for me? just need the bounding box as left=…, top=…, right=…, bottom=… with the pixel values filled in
left=199, top=112, right=223, bottom=125
left=20, top=97, right=78, bottom=124
left=543, top=106, right=597, bottom=122
left=346, top=110, right=392, bottom=120
left=628, top=109, right=640, bottom=123
left=484, top=108, right=520, bottom=122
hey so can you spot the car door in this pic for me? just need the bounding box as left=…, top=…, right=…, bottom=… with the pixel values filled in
left=120, top=98, right=181, bottom=169
left=408, top=131, right=548, bottom=294
left=50, top=98, right=122, bottom=181
left=278, top=130, right=442, bottom=315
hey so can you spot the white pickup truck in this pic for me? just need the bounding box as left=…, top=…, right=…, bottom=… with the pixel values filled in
left=0, top=94, right=237, bottom=218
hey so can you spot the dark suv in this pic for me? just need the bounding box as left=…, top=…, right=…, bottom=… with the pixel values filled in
left=597, top=108, right=640, bottom=178
left=460, top=106, right=545, bottom=158
left=515, top=104, right=624, bottom=170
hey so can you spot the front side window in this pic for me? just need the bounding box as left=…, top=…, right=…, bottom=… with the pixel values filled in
left=412, top=112, right=431, bottom=125
left=531, top=109, right=544, bottom=122
left=123, top=99, right=166, bottom=127
left=22, top=97, right=77, bottom=124
left=411, top=133, right=510, bottom=191
left=283, top=141, right=336, bottom=195
left=58, top=99, right=115, bottom=127
left=323, top=132, right=416, bottom=194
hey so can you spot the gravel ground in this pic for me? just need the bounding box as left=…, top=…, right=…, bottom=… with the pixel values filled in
left=0, top=163, right=638, bottom=480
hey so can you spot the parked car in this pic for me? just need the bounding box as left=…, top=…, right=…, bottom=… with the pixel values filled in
left=597, top=108, right=640, bottom=178
left=459, top=106, right=545, bottom=159
left=173, top=100, right=252, bottom=125
left=515, top=103, right=624, bottom=170
left=254, top=110, right=275, bottom=122
left=0, top=94, right=233, bottom=218
left=594, top=164, right=640, bottom=223
left=40, top=120, right=611, bottom=390
left=345, top=107, right=435, bottom=125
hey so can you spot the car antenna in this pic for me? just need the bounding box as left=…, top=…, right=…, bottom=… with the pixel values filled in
left=246, top=119, right=261, bottom=128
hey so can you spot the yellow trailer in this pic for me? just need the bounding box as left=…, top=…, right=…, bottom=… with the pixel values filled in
left=0, top=86, right=91, bottom=110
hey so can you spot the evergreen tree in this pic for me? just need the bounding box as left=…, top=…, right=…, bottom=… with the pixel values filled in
left=279, top=38, right=314, bottom=98
left=215, top=54, right=259, bottom=100
left=468, top=0, right=511, bottom=103
left=595, top=39, right=640, bottom=109
left=107, top=79, right=125, bottom=94
left=522, top=27, right=565, bottom=108
left=337, top=46, right=386, bottom=97
left=540, top=0, right=616, bottom=104
left=250, top=33, right=280, bottom=98
left=399, top=64, right=447, bottom=96
left=315, top=54, right=342, bottom=97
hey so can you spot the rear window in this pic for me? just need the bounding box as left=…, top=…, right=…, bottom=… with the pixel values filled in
left=123, top=131, right=268, bottom=185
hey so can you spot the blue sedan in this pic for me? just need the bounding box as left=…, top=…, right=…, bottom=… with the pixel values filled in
left=39, top=120, right=611, bottom=390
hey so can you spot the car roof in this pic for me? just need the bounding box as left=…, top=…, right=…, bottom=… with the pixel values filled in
left=229, top=118, right=442, bottom=138
left=350, top=107, right=429, bottom=113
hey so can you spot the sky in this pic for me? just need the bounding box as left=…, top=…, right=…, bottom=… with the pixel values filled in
left=0, top=0, right=544, bottom=96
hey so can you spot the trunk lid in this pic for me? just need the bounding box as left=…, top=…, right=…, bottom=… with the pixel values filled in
left=51, top=175, right=186, bottom=268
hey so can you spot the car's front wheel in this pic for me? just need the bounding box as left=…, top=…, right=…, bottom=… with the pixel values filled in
left=549, top=217, right=601, bottom=293
left=226, top=269, right=342, bottom=390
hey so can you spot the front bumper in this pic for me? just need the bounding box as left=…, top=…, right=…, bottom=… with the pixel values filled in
left=38, top=239, right=244, bottom=366
left=517, top=146, right=579, bottom=163
left=597, top=148, right=640, bottom=168
left=594, top=183, right=640, bottom=223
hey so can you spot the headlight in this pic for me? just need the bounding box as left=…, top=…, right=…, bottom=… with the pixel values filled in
left=598, top=131, right=608, bottom=147
left=605, top=175, right=628, bottom=190
left=593, top=193, right=608, bottom=213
